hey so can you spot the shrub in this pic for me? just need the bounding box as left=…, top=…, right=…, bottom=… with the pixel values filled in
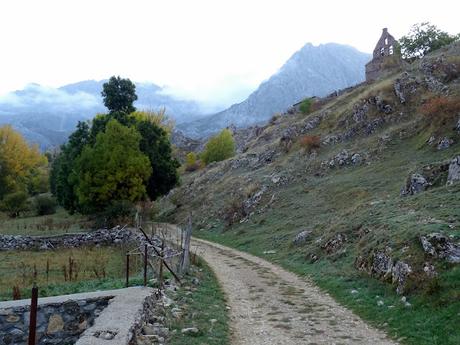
left=298, top=135, right=321, bottom=153
left=185, top=152, right=201, bottom=172
left=420, top=96, right=460, bottom=126
left=201, top=129, right=235, bottom=165
left=33, top=195, right=57, bottom=216
left=299, top=98, right=313, bottom=114
left=222, top=198, right=246, bottom=227
left=0, top=191, right=28, bottom=218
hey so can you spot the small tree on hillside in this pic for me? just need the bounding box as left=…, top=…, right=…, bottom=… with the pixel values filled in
left=101, top=76, right=138, bottom=114
left=201, top=129, right=235, bottom=164
left=399, top=22, right=459, bottom=59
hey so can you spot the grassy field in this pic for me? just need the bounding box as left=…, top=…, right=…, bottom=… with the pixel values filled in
left=168, top=260, right=230, bottom=345
left=0, top=245, right=147, bottom=301
left=0, top=207, right=91, bottom=236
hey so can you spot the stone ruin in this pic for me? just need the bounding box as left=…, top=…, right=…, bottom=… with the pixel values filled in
left=365, top=28, right=401, bottom=81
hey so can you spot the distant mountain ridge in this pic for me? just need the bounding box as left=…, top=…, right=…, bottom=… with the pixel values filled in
left=178, top=43, right=370, bottom=138
left=0, top=80, right=207, bottom=150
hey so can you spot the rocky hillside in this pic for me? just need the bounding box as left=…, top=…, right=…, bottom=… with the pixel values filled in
left=179, top=43, right=370, bottom=137
left=0, top=81, right=206, bottom=150
left=159, top=43, right=460, bottom=344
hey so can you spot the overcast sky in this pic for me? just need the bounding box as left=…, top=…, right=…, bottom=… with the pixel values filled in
left=0, top=0, right=459, bottom=107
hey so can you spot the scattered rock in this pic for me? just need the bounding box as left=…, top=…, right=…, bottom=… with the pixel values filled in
left=372, top=251, right=393, bottom=279
left=447, top=155, right=460, bottom=185
left=181, top=327, right=199, bottom=335
left=420, top=233, right=460, bottom=263
left=377, top=300, right=384, bottom=307
left=292, top=230, right=312, bottom=246
left=392, top=261, right=412, bottom=295
left=322, top=233, right=347, bottom=254
left=437, top=137, right=453, bottom=150
left=400, top=173, right=430, bottom=196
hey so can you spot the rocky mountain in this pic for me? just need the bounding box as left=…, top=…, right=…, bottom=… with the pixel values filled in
left=159, top=42, right=460, bottom=343
left=0, top=80, right=206, bottom=150
left=178, top=43, right=371, bottom=137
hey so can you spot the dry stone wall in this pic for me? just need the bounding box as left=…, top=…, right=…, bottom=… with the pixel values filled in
left=0, top=296, right=111, bottom=345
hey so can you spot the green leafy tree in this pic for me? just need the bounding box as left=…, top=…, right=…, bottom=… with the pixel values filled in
left=135, top=120, right=179, bottom=199
left=202, top=129, right=235, bottom=164
left=299, top=98, right=313, bottom=114
left=0, top=191, right=28, bottom=218
left=101, top=76, right=137, bottom=114
left=50, top=121, right=90, bottom=213
left=399, top=22, right=459, bottom=59
left=75, top=120, right=151, bottom=213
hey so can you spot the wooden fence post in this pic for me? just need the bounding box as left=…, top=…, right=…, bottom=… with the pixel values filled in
left=28, top=285, right=38, bottom=345
left=143, top=244, right=148, bottom=287
left=179, top=214, right=192, bottom=275
left=125, top=254, right=130, bottom=287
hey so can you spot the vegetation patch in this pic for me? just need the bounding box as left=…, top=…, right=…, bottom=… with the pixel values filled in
left=167, top=260, right=230, bottom=345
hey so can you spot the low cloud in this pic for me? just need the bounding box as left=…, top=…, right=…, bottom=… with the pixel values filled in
left=0, top=83, right=100, bottom=113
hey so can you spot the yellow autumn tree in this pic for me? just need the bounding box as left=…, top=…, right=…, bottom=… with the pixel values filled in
left=0, top=125, right=47, bottom=198
left=130, top=108, right=175, bottom=136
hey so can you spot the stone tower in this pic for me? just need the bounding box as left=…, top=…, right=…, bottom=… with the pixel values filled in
left=365, top=28, right=400, bottom=81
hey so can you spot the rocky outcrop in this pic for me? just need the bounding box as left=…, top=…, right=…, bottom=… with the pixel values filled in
left=420, top=233, right=460, bottom=263
left=437, top=137, right=453, bottom=150
left=322, top=150, right=366, bottom=169
left=393, top=72, right=422, bottom=104
left=0, top=227, right=156, bottom=251
left=400, top=173, right=430, bottom=196
left=322, top=233, right=347, bottom=254
left=447, top=155, right=460, bottom=185
left=392, top=261, right=412, bottom=295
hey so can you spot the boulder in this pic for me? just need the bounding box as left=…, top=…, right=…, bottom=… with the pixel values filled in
left=400, top=173, right=429, bottom=196
left=447, top=155, right=460, bottom=185
left=322, top=233, right=346, bottom=254
left=371, top=251, right=393, bottom=279
left=420, top=233, right=460, bottom=263
left=437, top=137, right=453, bottom=150
left=292, top=230, right=312, bottom=246
left=392, top=261, right=412, bottom=295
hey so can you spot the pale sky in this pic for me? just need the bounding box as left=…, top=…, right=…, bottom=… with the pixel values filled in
left=0, top=0, right=459, bottom=107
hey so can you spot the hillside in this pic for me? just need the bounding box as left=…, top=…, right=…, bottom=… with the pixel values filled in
left=159, top=42, right=460, bottom=345
left=179, top=43, right=370, bottom=137
left=0, top=81, right=206, bottom=150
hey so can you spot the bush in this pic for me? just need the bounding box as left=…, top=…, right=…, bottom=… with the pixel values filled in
left=420, top=96, right=460, bottom=127
left=185, top=152, right=201, bottom=172
left=298, top=135, right=321, bottom=153
left=299, top=98, right=313, bottom=114
left=201, top=129, right=235, bottom=165
left=34, top=195, right=57, bottom=216
left=0, top=191, right=28, bottom=218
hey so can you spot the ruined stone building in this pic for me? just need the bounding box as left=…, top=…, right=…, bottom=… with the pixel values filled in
left=365, top=28, right=401, bottom=81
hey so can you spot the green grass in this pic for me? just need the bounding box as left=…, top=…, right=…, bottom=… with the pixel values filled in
left=0, top=207, right=91, bottom=236
left=0, top=245, right=145, bottom=301
left=162, top=134, right=460, bottom=345
left=168, top=260, right=230, bottom=345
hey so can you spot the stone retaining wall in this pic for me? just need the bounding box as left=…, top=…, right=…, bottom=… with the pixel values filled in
left=0, top=227, right=156, bottom=251
left=0, top=296, right=112, bottom=345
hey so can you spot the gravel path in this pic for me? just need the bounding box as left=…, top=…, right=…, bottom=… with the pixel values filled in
left=189, top=237, right=398, bottom=345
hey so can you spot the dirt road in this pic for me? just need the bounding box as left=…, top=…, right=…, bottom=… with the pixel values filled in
left=188, top=236, right=398, bottom=345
